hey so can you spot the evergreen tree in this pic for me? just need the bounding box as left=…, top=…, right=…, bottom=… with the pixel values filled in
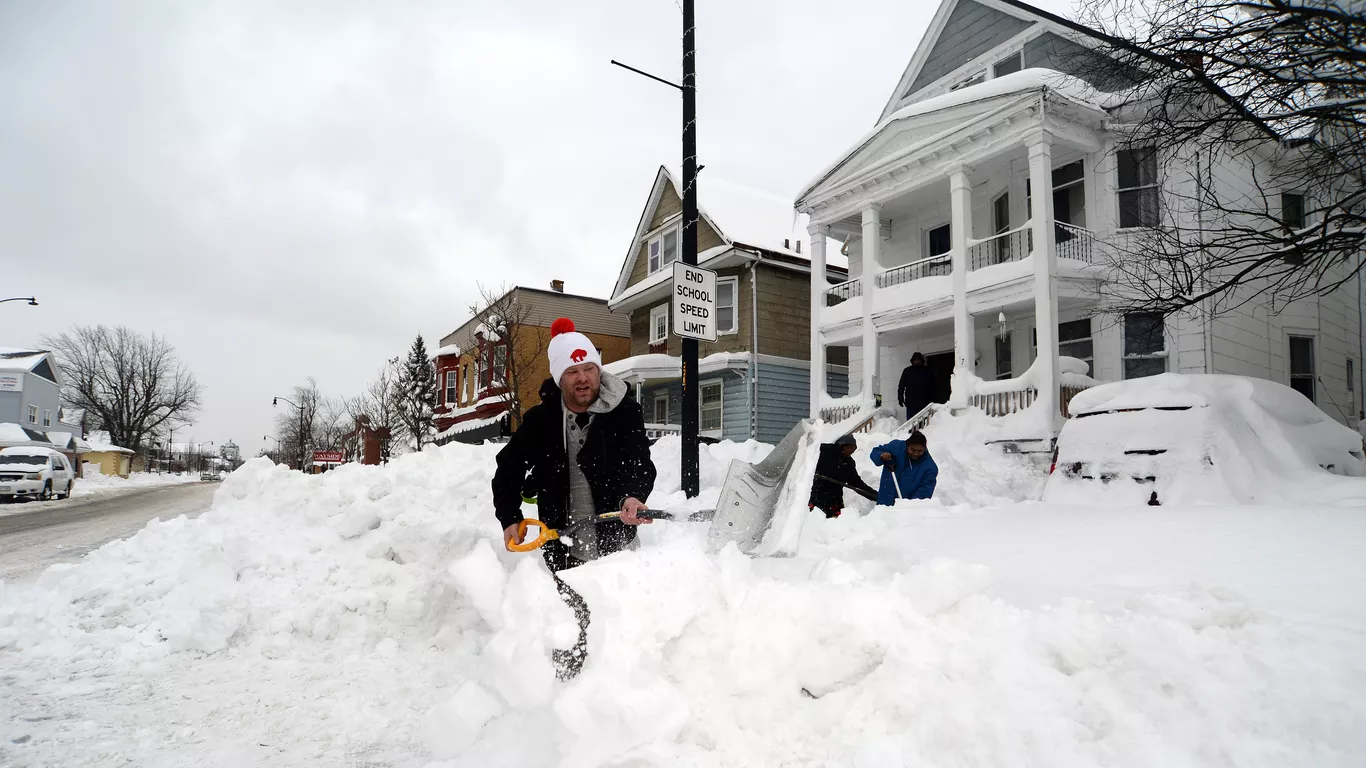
left=397, top=334, right=437, bottom=449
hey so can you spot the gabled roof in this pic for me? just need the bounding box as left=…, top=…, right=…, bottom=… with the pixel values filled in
left=610, top=166, right=821, bottom=302
left=877, top=0, right=1108, bottom=124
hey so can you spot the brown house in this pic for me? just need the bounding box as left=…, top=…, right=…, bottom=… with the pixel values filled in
left=433, top=282, right=631, bottom=444
left=605, top=166, right=850, bottom=444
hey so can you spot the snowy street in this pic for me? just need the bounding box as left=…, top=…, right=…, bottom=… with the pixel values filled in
left=0, top=483, right=215, bottom=583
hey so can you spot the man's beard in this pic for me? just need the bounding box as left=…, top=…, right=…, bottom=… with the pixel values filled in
left=566, top=383, right=598, bottom=408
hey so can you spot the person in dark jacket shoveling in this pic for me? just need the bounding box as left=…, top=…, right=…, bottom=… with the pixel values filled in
left=491, top=317, right=656, bottom=680
left=871, top=431, right=938, bottom=504
left=808, top=434, right=879, bottom=518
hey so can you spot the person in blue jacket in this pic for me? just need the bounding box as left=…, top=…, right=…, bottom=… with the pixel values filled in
left=870, top=431, right=938, bottom=504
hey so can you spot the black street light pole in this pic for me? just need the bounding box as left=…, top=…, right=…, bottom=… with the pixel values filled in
left=263, top=435, right=279, bottom=464
left=273, top=397, right=306, bottom=471
left=610, top=0, right=700, bottom=498
left=679, top=0, right=700, bottom=498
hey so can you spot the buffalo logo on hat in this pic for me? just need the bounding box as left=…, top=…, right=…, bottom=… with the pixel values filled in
left=571, top=349, right=588, bottom=364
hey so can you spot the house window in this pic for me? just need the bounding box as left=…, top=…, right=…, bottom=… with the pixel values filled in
left=493, top=344, right=507, bottom=384
left=1117, top=146, right=1159, bottom=228
left=649, top=304, right=669, bottom=345
left=717, top=277, right=738, bottom=334
left=648, top=226, right=680, bottom=274
left=1288, top=336, right=1315, bottom=403
left=445, top=371, right=458, bottom=405
left=27, top=404, right=38, bottom=424
left=993, top=52, right=1022, bottom=78
left=43, top=409, right=51, bottom=427
left=1348, top=358, right=1355, bottom=393
left=700, top=380, right=723, bottom=433
left=1124, top=312, right=1167, bottom=379
left=477, top=354, right=487, bottom=390
left=927, top=224, right=951, bottom=258
left=950, top=73, right=985, bottom=91
left=653, top=391, right=670, bottom=425
left=996, top=333, right=1012, bottom=380
left=1035, top=320, right=1093, bottom=375
left=1282, top=192, right=1306, bottom=231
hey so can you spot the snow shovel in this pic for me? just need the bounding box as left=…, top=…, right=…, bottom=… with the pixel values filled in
left=880, top=454, right=904, bottom=500
left=812, top=473, right=879, bottom=502
left=707, top=418, right=814, bottom=553
left=507, top=509, right=711, bottom=552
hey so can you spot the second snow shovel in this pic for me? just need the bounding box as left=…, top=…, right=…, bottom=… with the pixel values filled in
left=507, top=509, right=713, bottom=552
left=812, top=473, right=879, bottom=502
left=880, top=455, right=904, bottom=500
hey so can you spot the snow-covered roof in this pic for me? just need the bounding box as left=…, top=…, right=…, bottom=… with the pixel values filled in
left=0, top=348, right=49, bottom=373
left=433, top=345, right=462, bottom=359
left=85, top=431, right=135, bottom=455
left=0, top=422, right=52, bottom=446
left=603, top=352, right=751, bottom=382
left=435, top=410, right=509, bottom=440
left=798, top=69, right=1113, bottom=206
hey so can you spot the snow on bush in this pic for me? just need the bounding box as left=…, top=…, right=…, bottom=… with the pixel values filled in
left=2, top=434, right=1364, bottom=766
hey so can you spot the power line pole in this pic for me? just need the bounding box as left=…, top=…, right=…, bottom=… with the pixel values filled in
left=680, top=0, right=700, bottom=498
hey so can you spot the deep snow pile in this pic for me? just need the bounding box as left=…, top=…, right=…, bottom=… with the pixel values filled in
left=71, top=470, right=202, bottom=497
left=2, top=437, right=1365, bottom=766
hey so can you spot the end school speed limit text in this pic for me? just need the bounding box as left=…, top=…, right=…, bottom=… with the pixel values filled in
left=672, top=262, right=718, bottom=342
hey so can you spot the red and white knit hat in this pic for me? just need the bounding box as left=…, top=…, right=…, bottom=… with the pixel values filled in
left=548, top=318, right=602, bottom=384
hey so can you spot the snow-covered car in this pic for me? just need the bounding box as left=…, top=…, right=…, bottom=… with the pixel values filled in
left=0, top=446, right=76, bottom=502
left=1043, top=373, right=1366, bottom=506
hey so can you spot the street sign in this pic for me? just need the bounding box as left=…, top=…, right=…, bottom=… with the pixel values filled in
left=672, top=262, right=718, bottom=342
left=312, top=450, right=344, bottom=463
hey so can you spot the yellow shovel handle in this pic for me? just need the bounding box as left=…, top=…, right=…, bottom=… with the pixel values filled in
left=507, top=518, right=559, bottom=552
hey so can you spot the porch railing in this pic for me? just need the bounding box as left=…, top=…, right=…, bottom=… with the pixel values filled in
left=824, top=278, right=862, bottom=306
left=970, top=384, right=1091, bottom=418
left=968, top=225, right=1033, bottom=271
left=1055, top=222, right=1095, bottom=264
left=644, top=423, right=681, bottom=440
left=878, top=254, right=952, bottom=288
left=819, top=403, right=864, bottom=424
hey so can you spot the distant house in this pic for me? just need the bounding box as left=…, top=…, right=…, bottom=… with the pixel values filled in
left=84, top=431, right=135, bottom=478
left=0, top=348, right=64, bottom=432
left=797, top=0, right=1362, bottom=431
left=605, top=166, right=850, bottom=443
left=433, top=281, right=632, bottom=444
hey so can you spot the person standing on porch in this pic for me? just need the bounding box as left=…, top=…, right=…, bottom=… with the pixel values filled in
left=898, top=352, right=936, bottom=422
left=871, top=431, right=938, bottom=504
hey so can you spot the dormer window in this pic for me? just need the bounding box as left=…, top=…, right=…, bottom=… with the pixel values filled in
left=993, top=52, right=1022, bottom=78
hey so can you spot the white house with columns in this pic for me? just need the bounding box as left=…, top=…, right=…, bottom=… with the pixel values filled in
left=798, top=0, right=1363, bottom=435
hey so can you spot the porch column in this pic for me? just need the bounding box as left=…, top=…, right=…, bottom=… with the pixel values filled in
left=948, top=165, right=975, bottom=403
left=861, top=205, right=882, bottom=403
left=808, top=223, right=828, bottom=417
left=1027, top=130, right=1061, bottom=436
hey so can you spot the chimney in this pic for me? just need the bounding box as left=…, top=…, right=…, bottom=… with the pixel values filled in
left=796, top=240, right=802, bottom=254
left=550, top=279, right=564, bottom=293
left=783, top=238, right=790, bottom=250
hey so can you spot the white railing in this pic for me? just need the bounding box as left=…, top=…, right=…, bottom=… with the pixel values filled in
left=970, top=384, right=1091, bottom=418
left=824, top=278, right=862, bottom=306
left=819, top=403, right=863, bottom=424
left=878, top=254, right=952, bottom=287
left=968, top=225, right=1033, bottom=270
left=1056, top=222, right=1096, bottom=264
left=644, top=423, right=681, bottom=440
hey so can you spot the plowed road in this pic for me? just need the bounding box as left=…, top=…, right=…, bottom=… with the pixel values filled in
left=0, top=483, right=217, bottom=582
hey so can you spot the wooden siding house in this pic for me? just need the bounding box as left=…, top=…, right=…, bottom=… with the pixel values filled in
left=433, top=283, right=631, bottom=444
left=605, top=166, right=851, bottom=444
left=798, top=0, right=1363, bottom=434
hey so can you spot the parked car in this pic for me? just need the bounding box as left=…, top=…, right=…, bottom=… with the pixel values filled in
left=0, top=446, right=76, bottom=502
left=199, top=471, right=223, bottom=482
left=1043, top=373, right=1366, bottom=507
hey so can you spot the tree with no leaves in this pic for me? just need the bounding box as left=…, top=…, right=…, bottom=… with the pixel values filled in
left=397, top=335, right=437, bottom=450
left=1071, top=0, right=1366, bottom=316
left=472, top=284, right=549, bottom=431
left=43, top=325, right=203, bottom=455
left=347, top=357, right=401, bottom=463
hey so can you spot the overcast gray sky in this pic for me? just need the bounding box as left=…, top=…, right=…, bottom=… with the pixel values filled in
left=1, top=0, right=1073, bottom=452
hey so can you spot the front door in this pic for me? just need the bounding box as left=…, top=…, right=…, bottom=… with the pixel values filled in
left=924, top=352, right=954, bottom=404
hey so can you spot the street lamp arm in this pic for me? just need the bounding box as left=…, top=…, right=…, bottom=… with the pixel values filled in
left=0, top=296, right=39, bottom=306
left=272, top=396, right=302, bottom=410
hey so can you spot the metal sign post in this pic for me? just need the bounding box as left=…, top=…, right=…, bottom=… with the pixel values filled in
left=680, top=0, right=700, bottom=498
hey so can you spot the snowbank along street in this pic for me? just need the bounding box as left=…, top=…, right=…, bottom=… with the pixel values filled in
left=2, top=419, right=1364, bottom=767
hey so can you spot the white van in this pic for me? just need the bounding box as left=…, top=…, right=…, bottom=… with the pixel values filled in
left=0, top=446, right=76, bottom=502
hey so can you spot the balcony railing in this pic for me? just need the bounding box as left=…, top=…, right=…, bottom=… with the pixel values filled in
left=878, top=254, right=952, bottom=287
left=1056, top=222, right=1095, bottom=264
left=644, top=423, right=681, bottom=440
left=970, top=384, right=1092, bottom=418
left=825, top=278, right=862, bottom=306
left=969, top=225, right=1033, bottom=271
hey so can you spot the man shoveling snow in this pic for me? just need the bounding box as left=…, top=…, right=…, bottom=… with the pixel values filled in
left=872, top=430, right=938, bottom=504
left=491, top=317, right=656, bottom=680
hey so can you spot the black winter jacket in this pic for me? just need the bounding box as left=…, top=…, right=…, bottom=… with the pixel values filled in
left=492, top=377, right=657, bottom=555
left=809, top=444, right=878, bottom=509
left=898, top=364, right=937, bottom=415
